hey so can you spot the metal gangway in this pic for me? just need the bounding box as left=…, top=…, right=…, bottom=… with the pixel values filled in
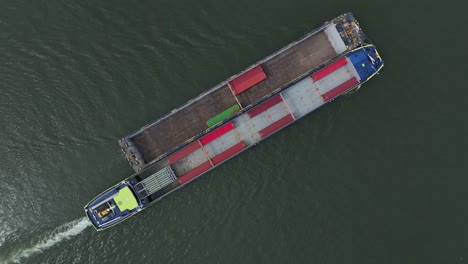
left=133, top=167, right=177, bottom=199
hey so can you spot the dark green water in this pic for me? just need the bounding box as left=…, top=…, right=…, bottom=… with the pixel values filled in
left=1, top=0, right=467, bottom=263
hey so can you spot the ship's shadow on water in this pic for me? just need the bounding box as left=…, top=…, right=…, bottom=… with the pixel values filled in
left=1, top=217, right=91, bottom=264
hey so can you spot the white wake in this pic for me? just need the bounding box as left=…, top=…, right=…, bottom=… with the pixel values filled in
left=4, top=217, right=91, bottom=263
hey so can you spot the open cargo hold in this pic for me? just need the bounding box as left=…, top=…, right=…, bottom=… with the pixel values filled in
left=118, top=13, right=368, bottom=171
left=124, top=32, right=337, bottom=169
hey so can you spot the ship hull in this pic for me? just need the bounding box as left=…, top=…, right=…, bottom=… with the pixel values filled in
left=85, top=13, right=384, bottom=231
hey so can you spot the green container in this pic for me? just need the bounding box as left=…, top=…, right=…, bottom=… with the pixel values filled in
left=206, top=104, right=240, bottom=127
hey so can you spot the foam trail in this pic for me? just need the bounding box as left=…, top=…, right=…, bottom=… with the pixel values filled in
left=4, top=217, right=91, bottom=264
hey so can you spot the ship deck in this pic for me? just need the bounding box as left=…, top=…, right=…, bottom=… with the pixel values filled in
left=165, top=48, right=370, bottom=185
left=236, top=31, right=336, bottom=106
left=120, top=13, right=365, bottom=171
left=129, top=32, right=336, bottom=165
left=130, top=84, right=238, bottom=164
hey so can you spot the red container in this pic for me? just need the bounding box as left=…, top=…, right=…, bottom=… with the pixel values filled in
left=229, top=65, right=266, bottom=95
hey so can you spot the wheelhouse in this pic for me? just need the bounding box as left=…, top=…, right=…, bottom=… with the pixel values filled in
left=85, top=182, right=142, bottom=230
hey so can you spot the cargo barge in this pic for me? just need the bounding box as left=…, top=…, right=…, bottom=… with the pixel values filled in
left=85, top=13, right=383, bottom=230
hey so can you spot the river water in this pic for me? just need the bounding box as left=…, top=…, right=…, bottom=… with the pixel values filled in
left=0, top=0, right=467, bottom=263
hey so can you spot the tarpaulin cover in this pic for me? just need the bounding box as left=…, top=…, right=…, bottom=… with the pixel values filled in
left=259, top=114, right=294, bottom=138
left=200, top=122, right=235, bottom=145
left=211, top=142, right=246, bottom=165
left=321, top=77, right=358, bottom=102
left=178, top=161, right=213, bottom=184
left=167, top=142, right=200, bottom=164
left=311, top=57, right=347, bottom=81
left=248, top=94, right=283, bottom=118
